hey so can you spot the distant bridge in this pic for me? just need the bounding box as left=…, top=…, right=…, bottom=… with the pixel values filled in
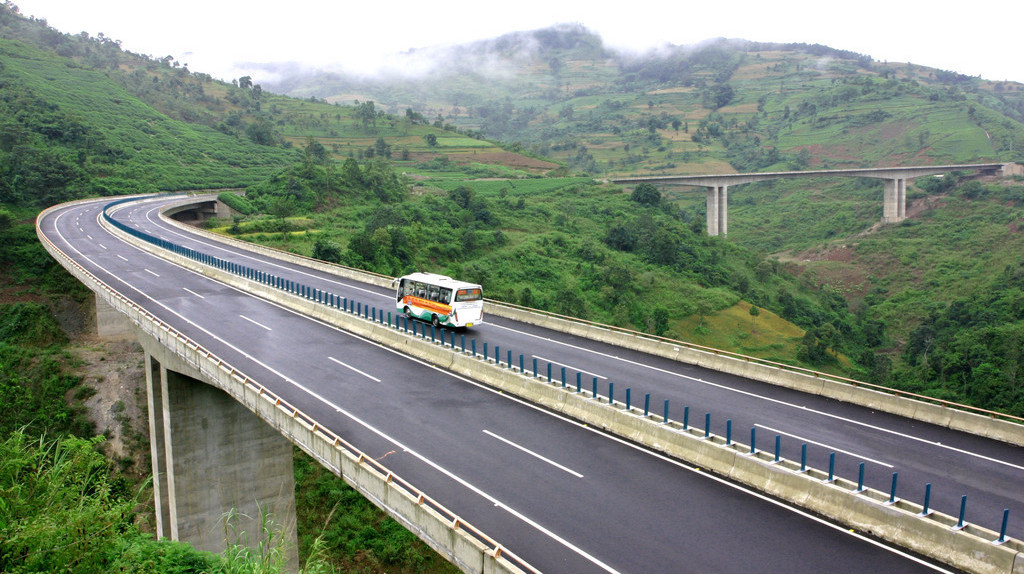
left=612, top=163, right=1009, bottom=236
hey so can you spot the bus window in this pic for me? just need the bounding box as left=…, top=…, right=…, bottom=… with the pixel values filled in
left=440, top=288, right=452, bottom=303
left=429, top=287, right=440, bottom=301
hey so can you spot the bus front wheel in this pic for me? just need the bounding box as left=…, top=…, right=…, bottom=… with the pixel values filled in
left=404, top=306, right=413, bottom=318
left=431, top=315, right=440, bottom=327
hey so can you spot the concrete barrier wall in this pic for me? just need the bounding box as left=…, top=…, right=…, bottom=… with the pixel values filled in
left=158, top=196, right=1024, bottom=448
left=103, top=206, right=1024, bottom=574
left=38, top=201, right=533, bottom=574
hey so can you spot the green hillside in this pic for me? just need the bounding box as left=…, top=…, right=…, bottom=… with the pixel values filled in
left=265, top=27, right=1024, bottom=177
left=0, top=39, right=300, bottom=204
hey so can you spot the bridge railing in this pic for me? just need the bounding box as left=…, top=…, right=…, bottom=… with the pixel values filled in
left=38, top=198, right=540, bottom=574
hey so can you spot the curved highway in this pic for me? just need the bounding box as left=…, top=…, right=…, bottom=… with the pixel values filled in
left=40, top=193, right=1023, bottom=573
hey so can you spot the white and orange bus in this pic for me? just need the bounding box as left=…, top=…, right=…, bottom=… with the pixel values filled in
left=394, top=272, right=483, bottom=328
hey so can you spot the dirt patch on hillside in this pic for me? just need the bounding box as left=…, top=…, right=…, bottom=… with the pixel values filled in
left=51, top=295, right=151, bottom=478
left=449, top=150, right=560, bottom=172
left=68, top=337, right=149, bottom=475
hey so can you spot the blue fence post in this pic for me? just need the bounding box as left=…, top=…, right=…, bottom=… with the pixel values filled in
left=561, top=367, right=566, bottom=388
left=827, top=453, right=835, bottom=482
left=625, top=388, right=631, bottom=411
left=644, top=394, right=650, bottom=417
left=774, top=435, right=781, bottom=462
left=750, top=427, right=756, bottom=454
left=955, top=495, right=968, bottom=530
left=577, top=372, right=582, bottom=393
left=508, top=350, right=512, bottom=369
left=609, top=382, right=614, bottom=405
left=472, top=339, right=476, bottom=357
left=494, top=345, right=499, bottom=364
left=452, top=331, right=456, bottom=348
left=547, top=362, right=552, bottom=383
left=412, top=321, right=417, bottom=337
left=403, top=316, right=408, bottom=332
left=592, top=377, right=598, bottom=398
left=920, top=483, right=932, bottom=516
left=683, top=406, right=689, bottom=430
left=704, top=413, right=711, bottom=438
left=533, top=358, right=538, bottom=378
left=388, top=311, right=392, bottom=327
left=663, top=400, right=669, bottom=423
left=726, top=419, right=732, bottom=445
left=888, top=472, right=899, bottom=504
left=998, top=509, right=1010, bottom=543
left=856, top=462, right=865, bottom=492
left=800, top=444, right=807, bottom=472
left=519, top=354, right=524, bottom=373
left=483, top=342, right=487, bottom=359
left=431, top=325, right=436, bottom=342
left=441, top=328, right=446, bottom=345
left=461, top=334, right=466, bottom=353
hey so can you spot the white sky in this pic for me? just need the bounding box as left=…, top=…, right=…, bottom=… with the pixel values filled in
left=12, top=0, right=1023, bottom=84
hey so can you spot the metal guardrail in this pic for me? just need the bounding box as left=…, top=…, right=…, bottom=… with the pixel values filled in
left=38, top=198, right=541, bottom=574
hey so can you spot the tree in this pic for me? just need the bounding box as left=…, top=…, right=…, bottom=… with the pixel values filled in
left=749, top=305, right=760, bottom=331
left=356, top=100, right=377, bottom=131
left=630, top=183, right=660, bottom=206
left=424, top=133, right=438, bottom=147
left=312, top=236, right=343, bottom=263
left=374, top=137, right=391, bottom=159
left=304, top=137, right=327, bottom=164
left=245, top=119, right=276, bottom=146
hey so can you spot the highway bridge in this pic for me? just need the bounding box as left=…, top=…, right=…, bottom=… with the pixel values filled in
left=37, top=194, right=1024, bottom=573
left=612, top=163, right=1010, bottom=235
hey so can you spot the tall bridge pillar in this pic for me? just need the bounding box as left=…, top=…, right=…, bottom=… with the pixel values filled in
left=706, top=185, right=728, bottom=236
left=144, top=350, right=298, bottom=569
left=882, top=178, right=907, bottom=223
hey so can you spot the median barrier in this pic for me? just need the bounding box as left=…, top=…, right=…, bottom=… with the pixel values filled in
left=104, top=196, right=1024, bottom=573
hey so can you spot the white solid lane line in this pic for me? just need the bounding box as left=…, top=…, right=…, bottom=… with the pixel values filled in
left=756, top=424, right=893, bottom=468
left=533, top=355, right=606, bottom=379
left=489, top=321, right=1023, bottom=470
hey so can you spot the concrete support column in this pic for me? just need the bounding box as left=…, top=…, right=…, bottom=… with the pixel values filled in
left=150, top=364, right=298, bottom=569
left=706, top=185, right=728, bottom=236
left=883, top=178, right=907, bottom=223
left=897, top=178, right=906, bottom=220
left=146, top=353, right=171, bottom=539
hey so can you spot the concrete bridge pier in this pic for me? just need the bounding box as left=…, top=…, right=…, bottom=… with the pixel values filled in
left=142, top=346, right=299, bottom=570
left=706, top=185, right=728, bottom=236
left=883, top=178, right=907, bottom=223
left=94, top=296, right=299, bottom=568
